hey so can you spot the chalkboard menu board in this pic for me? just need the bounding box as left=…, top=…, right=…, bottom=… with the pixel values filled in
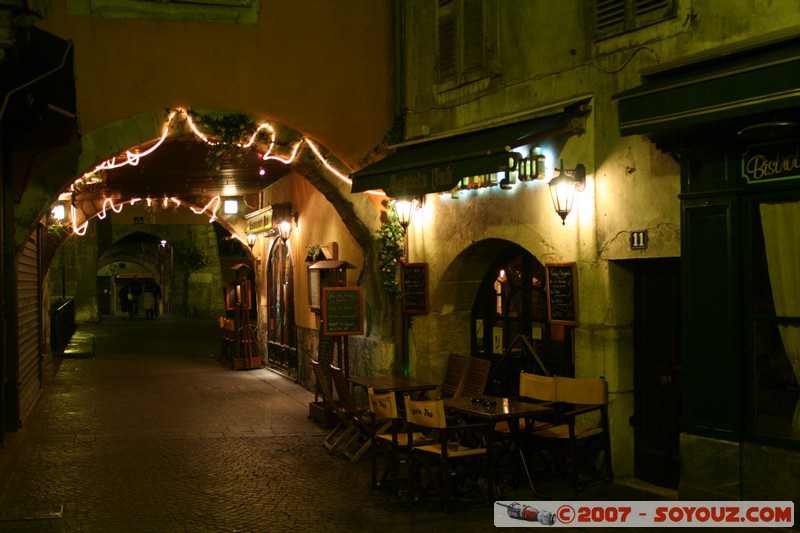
left=322, top=286, right=364, bottom=336
left=402, top=263, right=429, bottom=315
left=546, top=262, right=579, bottom=326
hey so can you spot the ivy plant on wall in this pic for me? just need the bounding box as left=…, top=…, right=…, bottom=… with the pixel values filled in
left=376, top=202, right=405, bottom=299
left=186, top=111, right=270, bottom=170
left=173, top=240, right=208, bottom=272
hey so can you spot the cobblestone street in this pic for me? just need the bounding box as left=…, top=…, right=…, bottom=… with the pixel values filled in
left=0, top=316, right=673, bottom=532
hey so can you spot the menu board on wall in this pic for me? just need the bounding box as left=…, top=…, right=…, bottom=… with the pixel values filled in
left=322, top=286, right=364, bottom=336
left=546, top=262, right=579, bottom=326
left=402, top=263, right=429, bottom=315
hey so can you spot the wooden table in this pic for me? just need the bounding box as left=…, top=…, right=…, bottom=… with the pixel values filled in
left=348, top=375, right=439, bottom=396
left=444, top=395, right=555, bottom=498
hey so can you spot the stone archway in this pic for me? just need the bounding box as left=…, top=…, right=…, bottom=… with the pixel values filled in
left=415, top=238, right=553, bottom=381
left=17, top=109, right=386, bottom=337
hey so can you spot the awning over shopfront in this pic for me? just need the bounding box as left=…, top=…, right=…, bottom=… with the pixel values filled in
left=2, top=27, right=77, bottom=151
left=351, top=102, right=589, bottom=197
left=614, top=30, right=800, bottom=139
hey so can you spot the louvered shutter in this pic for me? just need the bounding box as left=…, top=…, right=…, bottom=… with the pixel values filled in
left=462, top=0, right=484, bottom=74
left=437, top=0, right=457, bottom=83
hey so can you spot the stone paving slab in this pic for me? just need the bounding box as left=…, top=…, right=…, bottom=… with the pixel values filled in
left=0, top=316, right=685, bottom=532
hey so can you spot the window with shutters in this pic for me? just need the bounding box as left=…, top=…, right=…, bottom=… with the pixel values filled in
left=592, top=0, right=676, bottom=40
left=436, top=0, right=495, bottom=89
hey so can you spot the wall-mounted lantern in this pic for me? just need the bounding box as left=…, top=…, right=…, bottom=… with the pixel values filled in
left=392, top=198, right=415, bottom=230
left=246, top=232, right=257, bottom=249
left=51, top=203, right=66, bottom=220
left=548, top=160, right=586, bottom=225
left=278, top=219, right=291, bottom=242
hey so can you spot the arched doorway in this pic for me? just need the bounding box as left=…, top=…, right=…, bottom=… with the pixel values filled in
left=470, top=243, right=574, bottom=396
left=266, top=236, right=297, bottom=379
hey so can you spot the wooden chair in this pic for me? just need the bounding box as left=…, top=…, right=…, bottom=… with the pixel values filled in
left=367, top=386, right=430, bottom=496
left=438, top=354, right=468, bottom=399
left=311, top=360, right=359, bottom=454
left=404, top=395, right=494, bottom=511
left=330, top=365, right=378, bottom=462
left=533, top=375, right=613, bottom=491
left=460, top=357, right=491, bottom=398
left=495, top=372, right=556, bottom=435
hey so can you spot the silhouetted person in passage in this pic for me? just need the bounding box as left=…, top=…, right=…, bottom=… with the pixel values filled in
left=143, top=284, right=155, bottom=319
left=118, top=285, right=129, bottom=315
left=129, top=278, right=143, bottom=318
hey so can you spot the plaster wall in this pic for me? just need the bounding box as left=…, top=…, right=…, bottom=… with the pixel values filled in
left=399, top=0, right=800, bottom=483
left=258, top=173, right=365, bottom=332
left=37, top=1, right=394, bottom=168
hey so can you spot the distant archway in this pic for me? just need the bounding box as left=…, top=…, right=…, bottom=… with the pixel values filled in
left=20, top=109, right=385, bottom=335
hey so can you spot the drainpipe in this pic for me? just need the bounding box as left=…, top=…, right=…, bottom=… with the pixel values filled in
left=393, top=0, right=405, bottom=126
left=393, top=1, right=410, bottom=376
left=0, top=129, right=6, bottom=443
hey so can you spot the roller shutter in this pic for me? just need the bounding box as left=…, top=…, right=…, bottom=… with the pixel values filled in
left=16, top=228, right=42, bottom=424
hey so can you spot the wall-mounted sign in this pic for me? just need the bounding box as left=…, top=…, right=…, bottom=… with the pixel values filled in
left=546, top=262, right=579, bottom=327
left=322, top=286, right=364, bottom=336
left=630, top=230, right=648, bottom=250
left=742, top=140, right=800, bottom=183
left=492, top=326, right=504, bottom=355
left=402, top=262, right=429, bottom=314
left=244, top=205, right=274, bottom=235
left=308, top=260, right=354, bottom=311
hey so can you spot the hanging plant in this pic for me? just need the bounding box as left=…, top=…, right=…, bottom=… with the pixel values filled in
left=187, top=111, right=270, bottom=170
left=376, top=203, right=405, bottom=299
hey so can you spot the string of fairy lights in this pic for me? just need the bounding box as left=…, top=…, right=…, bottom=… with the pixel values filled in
left=54, top=107, right=374, bottom=237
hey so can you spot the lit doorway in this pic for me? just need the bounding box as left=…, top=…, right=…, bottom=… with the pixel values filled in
left=266, top=237, right=297, bottom=379
left=471, top=243, right=574, bottom=396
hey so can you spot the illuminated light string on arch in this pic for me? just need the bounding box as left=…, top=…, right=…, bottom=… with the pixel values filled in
left=69, top=195, right=184, bottom=235
left=62, top=107, right=386, bottom=235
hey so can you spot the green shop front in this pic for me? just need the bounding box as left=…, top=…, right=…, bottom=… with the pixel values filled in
left=616, top=32, right=800, bottom=508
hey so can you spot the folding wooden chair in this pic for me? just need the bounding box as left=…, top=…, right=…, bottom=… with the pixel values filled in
left=311, top=360, right=358, bottom=454
left=368, top=386, right=430, bottom=495
left=460, top=357, right=491, bottom=398
left=438, top=354, right=468, bottom=399
left=495, top=372, right=557, bottom=434
left=404, top=395, right=494, bottom=511
left=330, top=365, right=381, bottom=462
left=533, top=375, right=613, bottom=491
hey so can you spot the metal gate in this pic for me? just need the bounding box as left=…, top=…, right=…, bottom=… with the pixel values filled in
left=16, top=228, right=42, bottom=425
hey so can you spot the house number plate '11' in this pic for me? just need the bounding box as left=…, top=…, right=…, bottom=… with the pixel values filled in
left=630, top=230, right=648, bottom=250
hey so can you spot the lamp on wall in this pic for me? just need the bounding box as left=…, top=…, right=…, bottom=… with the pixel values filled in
left=278, top=219, right=291, bottom=242
left=51, top=203, right=66, bottom=221
left=548, top=160, right=586, bottom=225
left=246, top=233, right=257, bottom=249
left=393, top=198, right=415, bottom=230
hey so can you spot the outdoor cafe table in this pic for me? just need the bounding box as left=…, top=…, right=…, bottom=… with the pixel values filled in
left=443, top=395, right=555, bottom=499
left=347, top=375, right=439, bottom=396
